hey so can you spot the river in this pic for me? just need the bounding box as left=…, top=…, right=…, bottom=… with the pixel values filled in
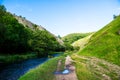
left=0, top=53, right=61, bottom=80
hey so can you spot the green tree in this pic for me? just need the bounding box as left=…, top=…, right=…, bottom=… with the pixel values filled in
left=0, top=5, right=32, bottom=54
left=0, top=5, right=6, bottom=11
left=0, top=5, right=65, bottom=57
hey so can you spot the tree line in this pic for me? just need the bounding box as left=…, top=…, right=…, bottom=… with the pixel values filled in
left=0, top=5, right=65, bottom=57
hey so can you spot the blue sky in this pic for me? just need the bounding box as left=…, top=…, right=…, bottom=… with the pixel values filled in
left=1, top=0, right=120, bottom=36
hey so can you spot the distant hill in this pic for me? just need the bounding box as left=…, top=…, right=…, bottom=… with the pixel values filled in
left=62, top=33, right=92, bottom=45
left=79, top=15, right=120, bottom=66
left=72, top=33, right=94, bottom=50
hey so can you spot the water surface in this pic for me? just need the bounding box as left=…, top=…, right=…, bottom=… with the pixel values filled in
left=0, top=58, right=48, bottom=80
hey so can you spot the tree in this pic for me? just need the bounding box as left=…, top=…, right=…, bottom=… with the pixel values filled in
left=0, top=5, right=65, bottom=56
left=58, top=35, right=61, bottom=39
left=0, top=5, right=6, bottom=11
left=33, top=24, right=38, bottom=30
left=0, top=5, right=32, bottom=54
left=113, top=15, right=117, bottom=19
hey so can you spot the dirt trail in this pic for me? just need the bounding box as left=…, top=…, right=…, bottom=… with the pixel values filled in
left=72, top=54, right=120, bottom=80
left=56, top=60, right=62, bottom=72
left=55, top=56, right=78, bottom=80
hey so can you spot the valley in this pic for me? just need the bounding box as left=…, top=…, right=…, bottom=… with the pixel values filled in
left=0, top=4, right=120, bottom=80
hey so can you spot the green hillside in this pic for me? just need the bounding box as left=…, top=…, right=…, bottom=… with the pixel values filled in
left=79, top=15, right=120, bottom=66
left=0, top=5, right=65, bottom=63
left=72, top=33, right=94, bottom=50
left=62, top=33, right=92, bottom=44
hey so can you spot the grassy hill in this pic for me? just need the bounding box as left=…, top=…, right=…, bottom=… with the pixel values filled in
left=72, top=33, right=94, bottom=50
left=62, top=33, right=92, bottom=45
left=79, top=15, right=120, bottom=66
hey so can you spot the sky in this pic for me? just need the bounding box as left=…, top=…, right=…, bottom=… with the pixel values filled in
left=1, top=0, right=120, bottom=36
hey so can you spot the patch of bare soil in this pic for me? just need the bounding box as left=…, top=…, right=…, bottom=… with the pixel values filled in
left=55, top=56, right=78, bottom=80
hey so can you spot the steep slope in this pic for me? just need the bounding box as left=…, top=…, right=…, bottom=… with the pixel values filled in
left=72, top=33, right=94, bottom=50
left=14, top=15, right=64, bottom=46
left=14, top=15, right=45, bottom=30
left=79, top=15, right=120, bottom=66
left=0, top=5, right=64, bottom=56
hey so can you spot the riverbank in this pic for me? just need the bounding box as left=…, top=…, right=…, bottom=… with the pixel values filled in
left=0, top=53, right=37, bottom=67
left=0, top=52, right=63, bottom=65
left=0, top=52, right=64, bottom=80
left=19, top=56, right=65, bottom=80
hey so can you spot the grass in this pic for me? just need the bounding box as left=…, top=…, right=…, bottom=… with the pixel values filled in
left=19, top=56, right=65, bottom=80
left=78, top=15, right=120, bottom=66
left=71, top=54, right=98, bottom=80
left=72, top=33, right=94, bottom=50
left=75, top=63, right=98, bottom=80
left=71, top=54, right=120, bottom=80
left=97, top=62, right=108, bottom=70
left=0, top=53, right=37, bottom=64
